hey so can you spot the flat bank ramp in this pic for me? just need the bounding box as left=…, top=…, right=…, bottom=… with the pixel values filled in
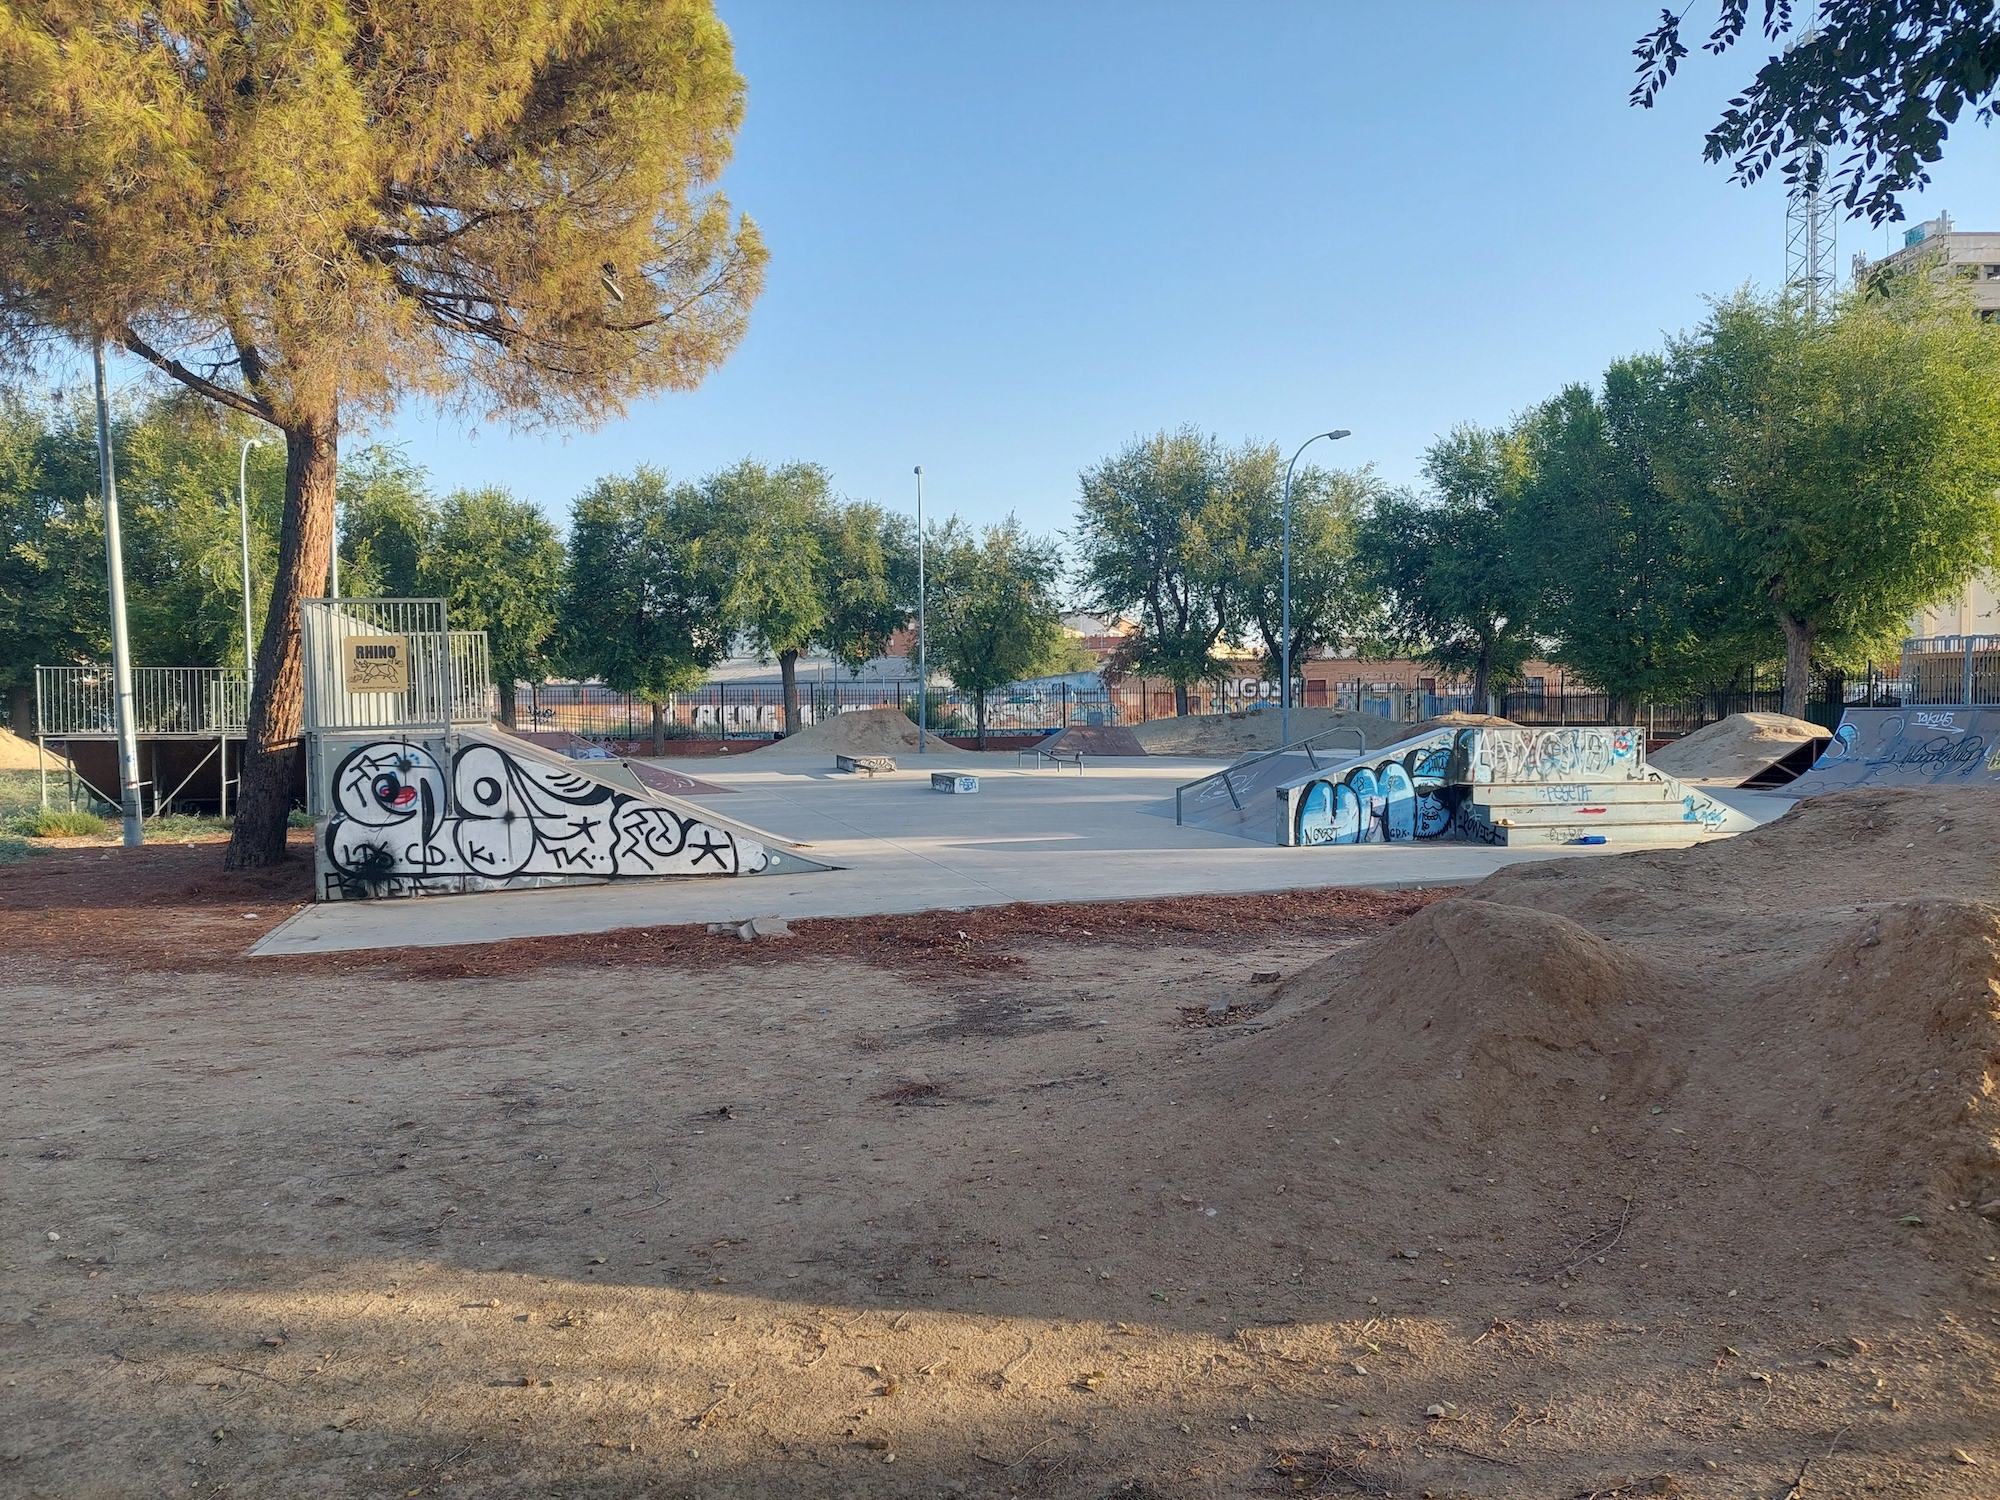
left=1781, top=708, right=2000, bottom=797
left=1170, top=744, right=1374, bottom=841
left=315, top=726, right=830, bottom=901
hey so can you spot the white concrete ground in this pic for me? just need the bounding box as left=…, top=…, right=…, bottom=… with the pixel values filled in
left=252, top=750, right=1765, bottom=957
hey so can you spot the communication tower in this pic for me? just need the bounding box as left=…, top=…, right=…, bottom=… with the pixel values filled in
left=1783, top=21, right=1837, bottom=316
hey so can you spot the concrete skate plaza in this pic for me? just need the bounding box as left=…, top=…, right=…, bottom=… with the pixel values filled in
left=254, top=748, right=1782, bottom=956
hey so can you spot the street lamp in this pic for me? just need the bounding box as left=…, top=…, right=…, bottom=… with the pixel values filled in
left=1280, top=428, right=1351, bottom=749
left=913, top=465, right=926, bottom=754
left=237, top=439, right=262, bottom=695
left=93, top=337, right=144, bottom=848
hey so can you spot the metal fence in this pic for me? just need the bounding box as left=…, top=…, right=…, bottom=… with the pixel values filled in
left=36, top=665, right=248, bottom=737
left=519, top=678, right=1122, bottom=740
left=1900, top=635, right=2000, bottom=705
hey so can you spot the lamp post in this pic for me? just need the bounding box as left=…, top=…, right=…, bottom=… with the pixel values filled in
left=1280, top=428, right=1351, bottom=749
left=237, top=439, right=262, bottom=695
left=913, top=465, right=926, bottom=754
left=92, top=337, right=143, bottom=847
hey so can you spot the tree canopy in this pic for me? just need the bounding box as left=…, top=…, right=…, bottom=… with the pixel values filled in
left=1633, top=1, right=2000, bottom=224
left=559, top=468, right=734, bottom=752
left=0, top=0, right=765, bottom=863
left=1512, top=362, right=1748, bottom=717
left=0, top=386, right=284, bottom=731
left=1230, top=455, right=1384, bottom=685
left=924, top=517, right=1066, bottom=747
left=417, top=489, right=565, bottom=728
left=1659, top=280, right=2000, bottom=715
left=1355, top=427, right=1539, bottom=705
left=1075, top=429, right=1249, bottom=715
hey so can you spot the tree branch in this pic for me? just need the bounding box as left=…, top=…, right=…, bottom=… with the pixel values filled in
left=113, top=326, right=275, bottom=422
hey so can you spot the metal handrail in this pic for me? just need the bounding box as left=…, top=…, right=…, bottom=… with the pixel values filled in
left=1173, top=724, right=1368, bottom=825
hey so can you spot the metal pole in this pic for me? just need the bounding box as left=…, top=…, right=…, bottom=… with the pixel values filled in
left=1279, top=429, right=1350, bottom=748
left=93, top=338, right=143, bottom=848
left=914, top=465, right=926, bottom=754
left=238, top=439, right=261, bottom=694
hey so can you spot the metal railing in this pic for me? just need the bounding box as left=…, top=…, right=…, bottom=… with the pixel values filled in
left=300, top=598, right=493, bottom=732
left=1173, top=724, right=1368, bottom=825
left=36, top=665, right=248, bottom=737
left=1901, top=634, right=2000, bottom=705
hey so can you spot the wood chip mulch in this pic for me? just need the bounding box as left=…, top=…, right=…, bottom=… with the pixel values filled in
left=0, top=837, right=1454, bottom=979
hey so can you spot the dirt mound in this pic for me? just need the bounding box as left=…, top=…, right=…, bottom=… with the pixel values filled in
left=1403, top=709, right=1516, bottom=739
left=1103, top=784, right=2000, bottom=1325
left=1131, top=708, right=1513, bottom=758
left=753, top=705, right=922, bottom=757
left=1260, top=900, right=1659, bottom=1131
left=1649, top=710, right=1826, bottom=782
left=0, top=729, right=64, bottom=770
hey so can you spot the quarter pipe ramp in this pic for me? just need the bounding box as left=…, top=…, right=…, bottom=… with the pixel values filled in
left=1781, top=707, right=2000, bottom=797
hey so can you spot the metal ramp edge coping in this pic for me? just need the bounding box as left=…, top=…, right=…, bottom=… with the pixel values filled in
left=437, top=725, right=836, bottom=874
left=1172, top=724, right=1370, bottom=825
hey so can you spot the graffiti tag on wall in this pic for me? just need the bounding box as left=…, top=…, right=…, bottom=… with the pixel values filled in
left=1452, top=726, right=1640, bottom=785
left=321, top=738, right=770, bottom=900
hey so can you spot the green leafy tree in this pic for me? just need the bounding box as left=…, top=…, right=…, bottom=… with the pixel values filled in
left=559, top=469, right=734, bottom=754
left=1356, top=427, right=1539, bottom=705
left=1659, top=282, right=2000, bottom=716
left=0, top=0, right=766, bottom=864
left=0, top=392, right=102, bottom=733
left=1513, top=363, right=1754, bottom=718
left=926, top=517, right=1066, bottom=748
left=818, top=502, right=914, bottom=676
left=336, top=447, right=434, bottom=600
left=1229, top=451, right=1386, bottom=686
left=705, top=460, right=835, bottom=737
left=0, top=387, right=286, bottom=732
left=1076, top=428, right=1246, bottom=715
left=1634, top=2, right=2000, bottom=224
left=417, top=489, right=564, bottom=728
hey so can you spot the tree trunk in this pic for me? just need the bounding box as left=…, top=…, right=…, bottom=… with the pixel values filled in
left=651, top=699, right=665, bottom=756
left=498, top=679, right=517, bottom=730
left=1471, top=651, right=1490, bottom=710
left=977, top=689, right=988, bottom=749
left=1610, top=695, right=1635, bottom=725
left=1779, top=614, right=1813, bottom=719
left=779, top=648, right=800, bottom=737
left=6, top=681, right=31, bottom=737
left=226, top=406, right=337, bottom=869
left=1174, top=681, right=1189, bottom=717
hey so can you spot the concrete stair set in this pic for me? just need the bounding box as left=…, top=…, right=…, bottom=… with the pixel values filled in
left=1275, top=725, right=1756, bottom=848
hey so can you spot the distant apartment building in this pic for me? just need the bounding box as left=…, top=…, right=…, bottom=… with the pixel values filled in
left=1852, top=211, right=2000, bottom=318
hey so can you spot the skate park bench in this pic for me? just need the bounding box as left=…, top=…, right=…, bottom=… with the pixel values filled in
left=1017, top=746, right=1084, bottom=774
left=836, top=754, right=897, bottom=776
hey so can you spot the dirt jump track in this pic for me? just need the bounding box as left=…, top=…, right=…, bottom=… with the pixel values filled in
left=2, top=786, right=1997, bottom=1497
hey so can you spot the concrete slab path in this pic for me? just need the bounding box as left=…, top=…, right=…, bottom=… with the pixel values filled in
left=251, top=750, right=1726, bottom=957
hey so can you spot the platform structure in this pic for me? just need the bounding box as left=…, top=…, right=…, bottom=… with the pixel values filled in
left=33, top=664, right=249, bottom=816
left=300, top=597, right=827, bottom=901
left=1272, top=725, right=1758, bottom=847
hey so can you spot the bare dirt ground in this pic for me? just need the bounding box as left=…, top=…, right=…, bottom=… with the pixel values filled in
left=4, top=789, right=1999, bottom=1500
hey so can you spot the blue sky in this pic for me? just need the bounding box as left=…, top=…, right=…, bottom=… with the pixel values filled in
left=367, top=1, right=2000, bottom=537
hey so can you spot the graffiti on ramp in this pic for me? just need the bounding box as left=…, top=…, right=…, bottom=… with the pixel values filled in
left=319, top=736, right=814, bottom=900
left=1784, top=708, right=2000, bottom=796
